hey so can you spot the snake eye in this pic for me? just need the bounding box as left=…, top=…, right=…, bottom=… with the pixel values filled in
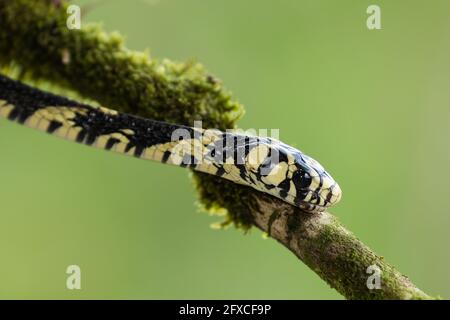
left=300, top=172, right=312, bottom=188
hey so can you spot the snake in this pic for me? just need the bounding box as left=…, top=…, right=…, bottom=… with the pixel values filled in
left=0, top=74, right=342, bottom=213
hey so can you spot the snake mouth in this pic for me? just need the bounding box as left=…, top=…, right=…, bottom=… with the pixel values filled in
left=297, top=201, right=328, bottom=213
left=296, top=182, right=342, bottom=213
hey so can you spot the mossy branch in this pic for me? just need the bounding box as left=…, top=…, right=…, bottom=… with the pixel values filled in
left=0, top=0, right=435, bottom=299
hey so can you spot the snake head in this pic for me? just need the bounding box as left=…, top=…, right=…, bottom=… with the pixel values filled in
left=252, top=139, right=342, bottom=213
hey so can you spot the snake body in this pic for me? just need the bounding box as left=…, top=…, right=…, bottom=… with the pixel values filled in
left=0, top=74, right=341, bottom=213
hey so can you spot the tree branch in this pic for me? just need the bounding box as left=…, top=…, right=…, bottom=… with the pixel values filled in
left=250, top=195, right=431, bottom=299
left=0, top=0, right=435, bottom=299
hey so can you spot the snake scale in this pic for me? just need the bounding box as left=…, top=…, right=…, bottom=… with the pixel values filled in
left=0, top=74, right=341, bottom=213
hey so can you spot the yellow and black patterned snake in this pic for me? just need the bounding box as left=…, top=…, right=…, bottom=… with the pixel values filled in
left=0, top=74, right=341, bottom=213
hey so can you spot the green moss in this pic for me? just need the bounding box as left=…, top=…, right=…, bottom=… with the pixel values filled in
left=192, top=173, right=258, bottom=230
left=0, top=0, right=254, bottom=228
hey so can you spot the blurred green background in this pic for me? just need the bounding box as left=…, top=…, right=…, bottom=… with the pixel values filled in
left=0, top=0, right=449, bottom=299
